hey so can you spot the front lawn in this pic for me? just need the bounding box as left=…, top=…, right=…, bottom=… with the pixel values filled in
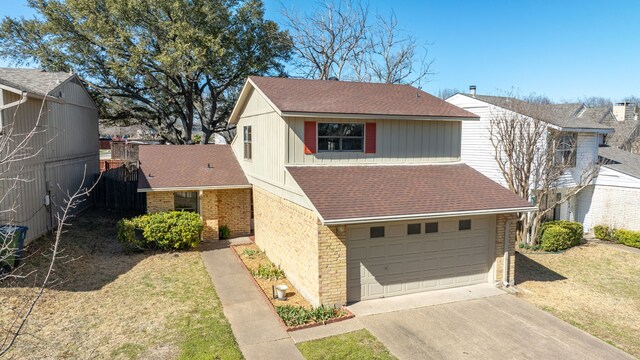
left=297, top=329, right=396, bottom=360
left=0, top=210, right=242, bottom=359
left=516, top=243, right=640, bottom=357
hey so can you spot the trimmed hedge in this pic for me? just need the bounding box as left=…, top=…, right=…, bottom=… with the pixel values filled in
left=613, top=229, right=640, bottom=249
left=117, top=211, right=203, bottom=252
left=538, top=220, right=583, bottom=252
left=593, top=225, right=614, bottom=242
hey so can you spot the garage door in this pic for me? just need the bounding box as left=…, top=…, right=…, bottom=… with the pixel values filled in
left=347, top=217, right=493, bottom=302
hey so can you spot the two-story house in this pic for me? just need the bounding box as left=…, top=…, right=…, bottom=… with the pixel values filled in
left=447, top=91, right=640, bottom=233
left=0, top=68, right=99, bottom=242
left=225, top=77, right=534, bottom=307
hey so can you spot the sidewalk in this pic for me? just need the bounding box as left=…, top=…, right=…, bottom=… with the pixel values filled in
left=200, top=238, right=304, bottom=360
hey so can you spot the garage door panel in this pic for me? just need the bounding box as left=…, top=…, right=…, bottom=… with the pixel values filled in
left=347, top=217, right=493, bottom=302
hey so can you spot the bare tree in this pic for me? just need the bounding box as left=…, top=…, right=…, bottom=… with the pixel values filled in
left=0, top=167, right=99, bottom=355
left=359, top=12, right=433, bottom=85
left=579, top=96, right=612, bottom=107
left=489, top=100, right=599, bottom=244
left=282, top=1, right=433, bottom=84
left=438, top=88, right=463, bottom=100
left=282, top=0, right=369, bottom=80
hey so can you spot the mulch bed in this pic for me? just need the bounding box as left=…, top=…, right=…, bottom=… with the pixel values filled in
left=231, top=243, right=354, bottom=331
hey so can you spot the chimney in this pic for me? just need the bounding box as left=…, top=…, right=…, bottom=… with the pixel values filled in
left=613, top=102, right=636, bottom=122
left=469, top=85, right=476, bottom=97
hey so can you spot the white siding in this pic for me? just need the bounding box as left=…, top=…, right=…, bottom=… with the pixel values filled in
left=286, top=117, right=461, bottom=165
left=447, top=94, right=509, bottom=187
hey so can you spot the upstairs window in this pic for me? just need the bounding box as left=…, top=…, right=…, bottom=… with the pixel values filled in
left=553, top=133, right=576, bottom=167
left=243, top=126, right=252, bottom=160
left=318, top=123, right=364, bottom=152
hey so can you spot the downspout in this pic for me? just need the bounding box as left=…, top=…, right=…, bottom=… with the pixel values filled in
left=503, top=218, right=514, bottom=286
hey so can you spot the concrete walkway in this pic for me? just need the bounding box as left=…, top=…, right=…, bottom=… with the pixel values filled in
left=200, top=238, right=304, bottom=360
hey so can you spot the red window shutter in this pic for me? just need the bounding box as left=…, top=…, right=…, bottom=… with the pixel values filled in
left=304, top=121, right=317, bottom=154
left=365, top=123, right=376, bottom=154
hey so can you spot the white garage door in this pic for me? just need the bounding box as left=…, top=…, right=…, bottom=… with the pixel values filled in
left=347, top=217, right=494, bottom=302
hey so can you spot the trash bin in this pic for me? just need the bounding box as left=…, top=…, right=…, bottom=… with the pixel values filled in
left=0, top=225, right=28, bottom=269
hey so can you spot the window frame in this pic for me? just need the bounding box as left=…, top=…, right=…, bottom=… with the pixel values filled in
left=317, top=122, right=365, bottom=152
left=174, top=191, right=199, bottom=213
left=425, top=222, right=439, bottom=233
left=553, top=132, right=577, bottom=167
left=243, top=125, right=252, bottom=160
left=458, top=219, right=472, bottom=231
left=370, top=226, right=385, bottom=238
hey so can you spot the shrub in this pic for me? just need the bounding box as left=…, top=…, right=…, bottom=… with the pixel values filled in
left=116, top=211, right=203, bottom=251
left=539, top=220, right=583, bottom=248
left=251, top=263, right=285, bottom=281
left=540, top=225, right=574, bottom=252
left=275, top=305, right=345, bottom=326
left=593, top=225, right=614, bottom=242
left=242, top=248, right=260, bottom=258
left=116, top=218, right=147, bottom=252
left=219, top=225, right=231, bottom=239
left=613, top=229, right=640, bottom=249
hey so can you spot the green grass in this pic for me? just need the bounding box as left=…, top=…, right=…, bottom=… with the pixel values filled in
left=297, top=329, right=396, bottom=360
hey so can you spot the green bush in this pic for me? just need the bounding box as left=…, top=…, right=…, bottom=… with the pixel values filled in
left=613, top=229, right=640, bottom=249
left=116, top=211, right=203, bottom=252
left=539, top=220, right=583, bottom=249
left=219, top=225, right=231, bottom=239
left=540, top=225, right=575, bottom=252
left=275, top=305, right=345, bottom=327
left=593, top=225, right=614, bottom=242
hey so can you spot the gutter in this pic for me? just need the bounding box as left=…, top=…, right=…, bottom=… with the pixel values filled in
left=137, top=184, right=253, bottom=193
left=322, top=206, right=537, bottom=225
left=281, top=111, right=479, bottom=122
left=0, top=91, right=27, bottom=110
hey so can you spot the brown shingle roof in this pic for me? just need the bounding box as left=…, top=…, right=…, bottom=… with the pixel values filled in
left=249, top=76, right=478, bottom=119
left=138, top=145, right=249, bottom=190
left=287, top=164, right=534, bottom=222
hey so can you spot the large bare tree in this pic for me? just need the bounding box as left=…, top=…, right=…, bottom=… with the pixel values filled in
left=489, top=99, right=599, bottom=244
left=282, top=1, right=432, bottom=85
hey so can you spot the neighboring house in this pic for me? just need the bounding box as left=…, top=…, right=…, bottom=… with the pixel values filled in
left=137, top=145, right=252, bottom=240
left=0, top=68, right=99, bottom=242
left=228, top=77, right=534, bottom=307
left=446, top=91, right=640, bottom=232
left=605, top=102, right=640, bottom=154
left=581, top=146, right=640, bottom=231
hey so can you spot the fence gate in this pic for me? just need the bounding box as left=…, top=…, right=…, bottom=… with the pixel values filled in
left=94, top=165, right=146, bottom=211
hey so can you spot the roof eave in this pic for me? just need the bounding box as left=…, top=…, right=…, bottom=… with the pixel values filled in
left=552, top=125, right=614, bottom=134
left=321, top=206, right=538, bottom=225
left=228, top=77, right=282, bottom=124
left=281, top=111, right=479, bottom=121
left=137, top=184, right=252, bottom=193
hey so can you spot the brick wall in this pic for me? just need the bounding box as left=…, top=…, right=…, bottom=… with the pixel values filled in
left=217, top=188, right=252, bottom=237
left=587, top=185, right=640, bottom=231
left=318, top=225, right=347, bottom=306
left=253, top=186, right=322, bottom=306
left=146, top=191, right=174, bottom=213
left=495, top=213, right=517, bottom=285
left=201, top=190, right=219, bottom=241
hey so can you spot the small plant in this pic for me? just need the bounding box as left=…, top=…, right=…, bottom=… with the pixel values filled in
left=219, top=225, right=231, bottom=239
left=532, top=244, right=541, bottom=251
left=275, top=305, right=345, bottom=326
left=242, top=248, right=260, bottom=258
left=593, top=225, right=613, bottom=242
left=518, top=242, right=525, bottom=249
left=251, top=263, right=285, bottom=281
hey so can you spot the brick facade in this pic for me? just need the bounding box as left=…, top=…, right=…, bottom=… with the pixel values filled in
left=146, top=191, right=174, bottom=213
left=494, top=213, right=517, bottom=285
left=253, top=186, right=322, bottom=306
left=146, top=188, right=251, bottom=242
left=318, top=225, right=347, bottom=306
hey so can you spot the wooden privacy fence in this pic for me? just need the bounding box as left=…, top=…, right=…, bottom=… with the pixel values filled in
left=94, top=165, right=146, bottom=211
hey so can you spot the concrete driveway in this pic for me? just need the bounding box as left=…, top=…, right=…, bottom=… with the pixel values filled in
left=358, top=294, right=633, bottom=360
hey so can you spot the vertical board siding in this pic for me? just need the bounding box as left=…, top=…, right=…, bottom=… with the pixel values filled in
left=0, top=83, right=99, bottom=243
left=287, top=117, right=461, bottom=164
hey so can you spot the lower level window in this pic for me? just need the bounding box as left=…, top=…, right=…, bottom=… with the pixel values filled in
left=174, top=192, right=198, bottom=212
left=458, top=219, right=471, bottom=231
